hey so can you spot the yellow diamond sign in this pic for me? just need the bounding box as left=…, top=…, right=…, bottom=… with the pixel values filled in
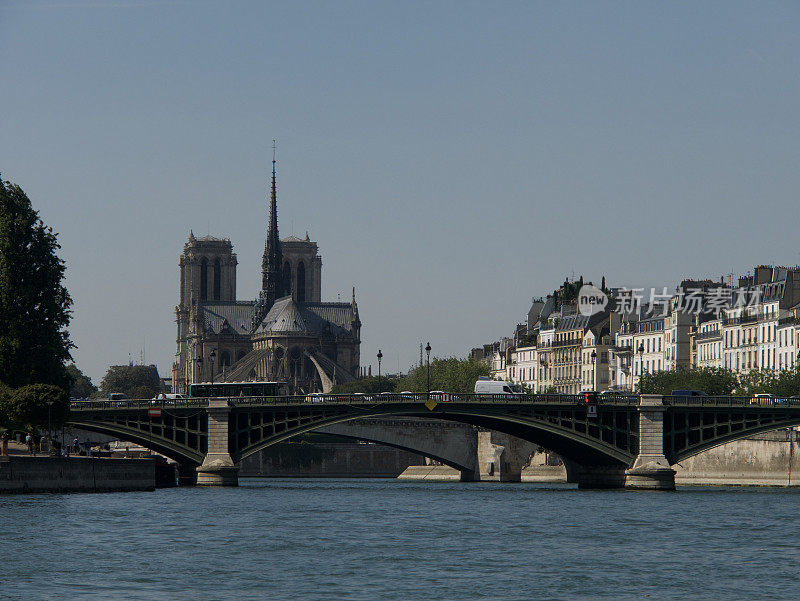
left=425, top=398, right=438, bottom=411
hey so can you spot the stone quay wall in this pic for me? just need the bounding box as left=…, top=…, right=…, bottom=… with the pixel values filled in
left=0, top=457, right=155, bottom=493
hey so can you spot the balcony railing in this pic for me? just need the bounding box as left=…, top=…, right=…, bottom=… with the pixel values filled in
left=694, top=330, right=721, bottom=341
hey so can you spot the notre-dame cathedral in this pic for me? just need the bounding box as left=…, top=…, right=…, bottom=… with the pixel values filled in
left=172, top=157, right=361, bottom=394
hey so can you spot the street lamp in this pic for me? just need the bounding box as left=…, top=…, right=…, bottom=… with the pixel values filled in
left=637, top=342, right=645, bottom=392
left=590, top=350, right=597, bottom=391
left=377, top=349, right=382, bottom=384
left=46, top=400, right=54, bottom=454
left=196, top=353, right=204, bottom=383
left=425, top=342, right=432, bottom=396
left=209, top=348, right=217, bottom=392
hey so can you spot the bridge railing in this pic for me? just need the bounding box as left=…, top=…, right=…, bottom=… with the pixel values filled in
left=229, top=392, right=639, bottom=406
left=661, top=395, right=800, bottom=407
left=70, top=398, right=210, bottom=411
left=70, top=392, right=640, bottom=411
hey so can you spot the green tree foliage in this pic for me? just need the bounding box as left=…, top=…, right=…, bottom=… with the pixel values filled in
left=735, top=368, right=800, bottom=397
left=394, top=357, right=491, bottom=393
left=735, top=369, right=778, bottom=396
left=66, top=364, right=97, bottom=399
left=330, top=376, right=396, bottom=394
left=0, top=381, right=11, bottom=426
left=98, top=365, right=161, bottom=399
left=329, top=358, right=491, bottom=394
left=0, top=177, right=73, bottom=390
left=639, top=366, right=738, bottom=395
left=1, top=384, right=70, bottom=431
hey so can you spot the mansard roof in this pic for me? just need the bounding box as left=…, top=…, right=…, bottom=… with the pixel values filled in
left=253, top=296, right=356, bottom=338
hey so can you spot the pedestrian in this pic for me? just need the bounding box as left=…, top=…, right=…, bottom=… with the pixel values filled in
left=73, top=437, right=79, bottom=454
left=25, top=433, right=34, bottom=455
left=1, top=431, right=8, bottom=457
left=40, top=435, right=47, bottom=455
left=85, top=438, right=91, bottom=457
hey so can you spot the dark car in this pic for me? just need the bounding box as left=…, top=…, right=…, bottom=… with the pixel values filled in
left=671, top=390, right=709, bottom=397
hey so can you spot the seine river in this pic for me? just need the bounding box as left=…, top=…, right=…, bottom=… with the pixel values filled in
left=2, top=479, right=798, bottom=600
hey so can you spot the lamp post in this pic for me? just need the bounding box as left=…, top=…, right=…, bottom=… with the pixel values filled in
left=209, top=348, right=217, bottom=393
left=425, top=342, right=432, bottom=396
left=590, top=350, right=597, bottom=391
left=377, top=349, right=382, bottom=384
left=46, top=400, right=54, bottom=454
left=637, top=342, right=645, bottom=392
left=196, top=353, right=204, bottom=384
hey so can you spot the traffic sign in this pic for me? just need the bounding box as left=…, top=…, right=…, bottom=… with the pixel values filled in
left=587, top=404, right=598, bottom=419
left=148, top=407, right=162, bottom=418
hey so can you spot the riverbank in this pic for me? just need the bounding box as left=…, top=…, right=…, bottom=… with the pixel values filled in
left=0, top=456, right=156, bottom=493
left=398, top=434, right=800, bottom=487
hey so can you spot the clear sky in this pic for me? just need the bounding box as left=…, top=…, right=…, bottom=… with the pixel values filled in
left=2, top=1, right=799, bottom=384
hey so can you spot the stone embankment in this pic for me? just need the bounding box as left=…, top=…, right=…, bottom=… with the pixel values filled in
left=0, top=456, right=156, bottom=493
left=399, top=433, right=800, bottom=487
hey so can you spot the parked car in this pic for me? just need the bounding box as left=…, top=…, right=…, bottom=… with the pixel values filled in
left=750, top=393, right=776, bottom=406
left=671, top=390, right=709, bottom=398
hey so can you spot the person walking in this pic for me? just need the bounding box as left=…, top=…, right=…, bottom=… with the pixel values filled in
left=85, top=438, right=92, bottom=457
left=73, top=437, right=80, bottom=454
left=1, top=431, right=8, bottom=457
left=25, top=433, right=34, bottom=455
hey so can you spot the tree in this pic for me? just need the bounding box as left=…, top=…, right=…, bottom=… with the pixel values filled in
left=66, top=364, right=97, bottom=399
left=0, top=381, right=11, bottom=426
left=330, top=376, right=396, bottom=394
left=394, top=357, right=491, bottom=393
left=1, top=384, right=70, bottom=432
left=98, top=365, right=161, bottom=399
left=0, top=177, right=73, bottom=390
left=639, top=366, right=738, bottom=395
left=736, top=369, right=779, bottom=396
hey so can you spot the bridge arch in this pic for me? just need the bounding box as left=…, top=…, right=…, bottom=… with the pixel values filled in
left=68, top=417, right=206, bottom=467
left=230, top=404, right=635, bottom=469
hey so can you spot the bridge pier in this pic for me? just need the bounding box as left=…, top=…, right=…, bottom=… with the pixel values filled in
left=625, top=394, right=675, bottom=490
left=196, top=399, right=239, bottom=487
left=178, top=463, right=198, bottom=486
left=478, top=431, right=537, bottom=482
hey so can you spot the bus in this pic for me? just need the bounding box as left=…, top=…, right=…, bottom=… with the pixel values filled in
left=188, top=381, right=289, bottom=398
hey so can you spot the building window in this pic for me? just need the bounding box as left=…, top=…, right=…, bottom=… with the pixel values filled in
left=297, top=261, right=306, bottom=303
left=282, top=261, right=291, bottom=297
left=213, top=258, right=221, bottom=300
left=200, top=258, right=208, bottom=301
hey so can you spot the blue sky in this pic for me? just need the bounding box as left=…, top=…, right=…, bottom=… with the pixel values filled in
left=2, top=1, right=799, bottom=383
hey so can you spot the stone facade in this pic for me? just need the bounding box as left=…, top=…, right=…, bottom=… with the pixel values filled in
left=173, top=159, right=361, bottom=394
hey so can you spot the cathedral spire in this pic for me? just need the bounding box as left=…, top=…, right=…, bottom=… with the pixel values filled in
left=256, top=141, right=284, bottom=327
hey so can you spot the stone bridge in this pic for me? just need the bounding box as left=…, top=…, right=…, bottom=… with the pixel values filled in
left=68, top=393, right=800, bottom=490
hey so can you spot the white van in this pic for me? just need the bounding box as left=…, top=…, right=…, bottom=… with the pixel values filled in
left=474, top=378, right=522, bottom=395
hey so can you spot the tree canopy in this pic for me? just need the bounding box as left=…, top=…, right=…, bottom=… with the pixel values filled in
left=639, top=366, right=739, bottom=395
left=67, top=364, right=98, bottom=399
left=0, top=383, right=70, bottom=432
left=330, top=357, right=491, bottom=395
left=0, top=177, right=73, bottom=390
left=98, top=365, right=162, bottom=399
left=394, top=357, right=491, bottom=393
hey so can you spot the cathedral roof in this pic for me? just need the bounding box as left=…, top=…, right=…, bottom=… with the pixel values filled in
left=253, top=296, right=356, bottom=338
left=200, top=301, right=255, bottom=335
left=281, top=235, right=308, bottom=243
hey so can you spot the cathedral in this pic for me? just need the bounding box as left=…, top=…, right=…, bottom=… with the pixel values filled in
left=172, top=158, right=361, bottom=394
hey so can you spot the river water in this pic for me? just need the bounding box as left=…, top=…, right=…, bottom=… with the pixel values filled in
left=1, top=479, right=798, bottom=600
